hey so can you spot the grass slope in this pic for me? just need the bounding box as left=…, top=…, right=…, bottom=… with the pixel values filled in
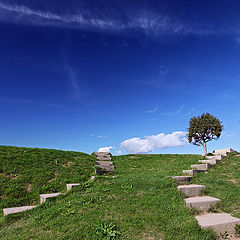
left=193, top=152, right=240, bottom=218
left=0, top=153, right=217, bottom=240
left=0, top=146, right=96, bottom=210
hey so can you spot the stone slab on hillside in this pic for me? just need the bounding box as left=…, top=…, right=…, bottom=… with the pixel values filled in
left=182, top=169, right=199, bottom=176
left=178, top=184, right=206, bottom=197
left=172, top=176, right=192, bottom=184
left=185, top=196, right=220, bottom=211
left=214, top=148, right=235, bottom=155
left=96, top=164, right=115, bottom=171
left=96, top=161, right=113, bottom=166
left=195, top=213, right=240, bottom=235
left=205, top=155, right=223, bottom=160
left=3, top=206, right=36, bottom=216
left=198, top=159, right=220, bottom=165
left=96, top=156, right=112, bottom=161
left=191, top=163, right=210, bottom=171
left=40, top=193, right=63, bottom=204
left=66, top=183, right=80, bottom=192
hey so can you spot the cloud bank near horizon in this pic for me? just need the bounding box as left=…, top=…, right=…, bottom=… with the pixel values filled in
left=120, top=131, right=188, bottom=153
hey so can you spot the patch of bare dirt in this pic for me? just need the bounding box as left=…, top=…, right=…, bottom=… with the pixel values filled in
left=26, top=184, right=32, bottom=192
left=61, top=162, right=72, bottom=167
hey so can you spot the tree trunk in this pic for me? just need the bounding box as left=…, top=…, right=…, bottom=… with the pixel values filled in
left=203, top=142, right=207, bottom=156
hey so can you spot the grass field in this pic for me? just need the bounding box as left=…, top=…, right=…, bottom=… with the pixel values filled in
left=193, top=152, right=240, bottom=219
left=0, top=146, right=96, bottom=210
left=0, top=152, right=219, bottom=240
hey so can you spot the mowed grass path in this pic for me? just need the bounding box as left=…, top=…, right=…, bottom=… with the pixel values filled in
left=0, top=154, right=217, bottom=239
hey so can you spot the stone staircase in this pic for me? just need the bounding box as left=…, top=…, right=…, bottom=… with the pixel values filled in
left=2, top=152, right=115, bottom=216
left=2, top=182, right=82, bottom=216
left=94, top=152, right=115, bottom=175
left=173, top=148, right=240, bottom=237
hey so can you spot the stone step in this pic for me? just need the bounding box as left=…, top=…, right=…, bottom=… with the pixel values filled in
left=95, top=165, right=115, bottom=171
left=185, top=196, right=221, bottom=211
left=195, top=213, right=240, bottom=236
left=182, top=169, right=199, bottom=176
left=172, top=176, right=192, bottom=184
left=96, top=156, right=112, bottom=161
left=3, top=206, right=36, bottom=216
left=178, top=184, right=206, bottom=197
left=198, top=159, right=219, bottom=165
left=205, top=155, right=223, bottom=160
left=66, top=183, right=80, bottom=192
left=94, top=152, right=111, bottom=157
left=191, top=163, right=210, bottom=171
left=96, top=161, right=113, bottom=166
left=214, top=148, right=235, bottom=155
left=40, top=193, right=63, bottom=204
left=213, top=152, right=228, bottom=157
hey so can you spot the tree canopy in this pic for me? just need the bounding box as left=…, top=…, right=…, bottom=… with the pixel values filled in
left=187, top=113, right=223, bottom=155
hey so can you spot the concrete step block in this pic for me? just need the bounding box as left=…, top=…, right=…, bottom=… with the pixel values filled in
left=191, top=164, right=210, bottom=171
left=195, top=213, right=240, bottom=236
left=185, top=196, right=221, bottom=211
left=40, top=193, right=63, bottom=204
left=66, top=183, right=80, bottom=192
left=95, top=165, right=115, bottom=171
left=96, top=156, right=112, bottom=161
left=214, top=152, right=228, bottom=157
left=172, top=176, right=192, bottom=184
left=182, top=170, right=199, bottom=176
left=3, top=206, right=36, bottom=216
left=178, top=184, right=206, bottom=197
left=205, top=155, right=223, bottom=160
left=199, top=160, right=219, bottom=165
left=96, top=161, right=113, bottom=166
left=214, top=148, right=235, bottom=155
left=94, top=152, right=111, bottom=157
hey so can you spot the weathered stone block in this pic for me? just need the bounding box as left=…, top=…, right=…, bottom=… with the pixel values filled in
left=178, top=184, right=206, bottom=197
left=3, top=206, right=36, bottom=216
left=185, top=196, right=220, bottom=211
left=195, top=213, right=240, bottom=236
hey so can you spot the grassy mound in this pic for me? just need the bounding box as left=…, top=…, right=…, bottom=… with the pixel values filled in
left=0, top=146, right=96, bottom=210
left=193, top=152, right=240, bottom=219
left=0, top=153, right=217, bottom=240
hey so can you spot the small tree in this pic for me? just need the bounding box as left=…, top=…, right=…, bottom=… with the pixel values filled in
left=187, top=113, right=223, bottom=155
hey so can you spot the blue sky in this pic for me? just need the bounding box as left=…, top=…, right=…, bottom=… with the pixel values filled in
left=0, top=0, right=240, bottom=155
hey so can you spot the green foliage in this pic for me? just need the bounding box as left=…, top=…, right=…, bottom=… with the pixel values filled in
left=0, top=153, right=217, bottom=240
left=206, top=153, right=214, bottom=156
left=94, top=222, right=122, bottom=239
left=0, top=146, right=96, bottom=209
left=235, top=224, right=240, bottom=237
left=220, top=230, right=229, bottom=239
left=188, top=112, right=223, bottom=146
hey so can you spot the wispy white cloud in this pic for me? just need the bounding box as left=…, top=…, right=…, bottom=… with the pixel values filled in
left=98, top=146, right=113, bottom=152
left=0, top=1, right=224, bottom=37
left=120, top=131, right=188, bottom=153
left=65, top=66, right=82, bottom=101
left=159, top=104, right=184, bottom=117
left=0, top=2, right=123, bottom=31
left=145, top=105, right=159, bottom=113
left=115, top=149, right=122, bottom=154
left=185, top=108, right=195, bottom=116
left=176, top=104, right=184, bottom=114
left=97, top=136, right=107, bottom=139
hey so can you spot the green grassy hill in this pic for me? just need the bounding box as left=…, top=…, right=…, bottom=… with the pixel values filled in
left=193, top=152, right=240, bottom=219
left=0, top=146, right=96, bottom=210
left=0, top=152, right=220, bottom=240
